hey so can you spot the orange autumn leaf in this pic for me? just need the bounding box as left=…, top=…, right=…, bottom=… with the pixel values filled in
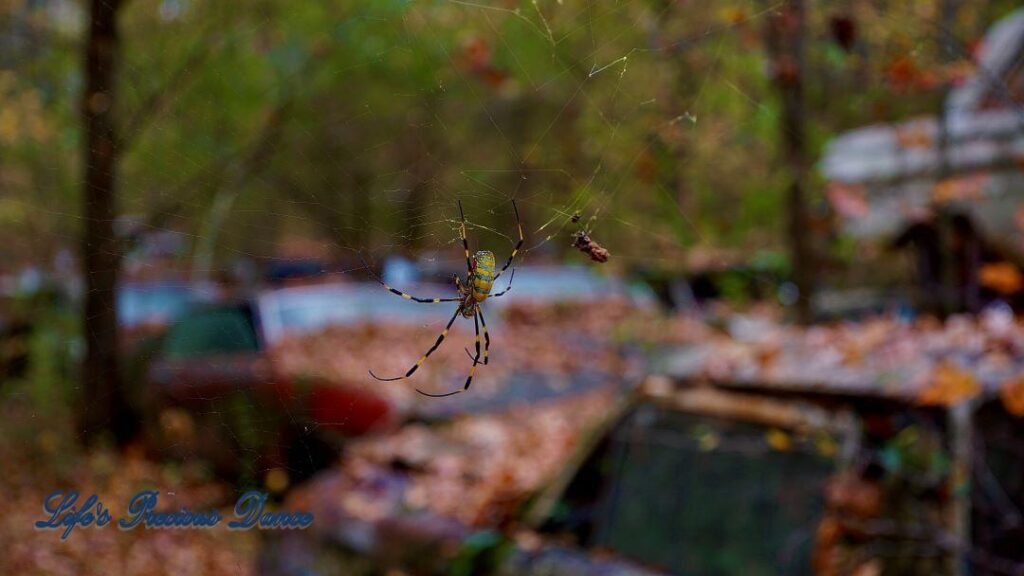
left=1000, top=377, right=1024, bottom=417
left=918, top=361, right=981, bottom=406
left=931, top=174, right=987, bottom=204
left=886, top=57, right=921, bottom=92
left=756, top=343, right=782, bottom=369
left=979, top=262, right=1024, bottom=295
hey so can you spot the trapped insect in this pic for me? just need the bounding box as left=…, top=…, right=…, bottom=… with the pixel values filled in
left=367, top=200, right=524, bottom=397
left=567, top=210, right=610, bottom=263
left=571, top=230, right=610, bottom=263
left=570, top=210, right=610, bottom=263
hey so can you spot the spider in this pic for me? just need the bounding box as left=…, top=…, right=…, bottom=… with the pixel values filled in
left=367, top=200, right=524, bottom=397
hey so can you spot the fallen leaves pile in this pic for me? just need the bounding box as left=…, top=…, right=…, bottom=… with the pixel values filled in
left=0, top=401, right=256, bottom=576
left=290, top=389, right=616, bottom=529
left=661, top=306, right=1024, bottom=409
left=274, top=296, right=1024, bottom=414
left=0, top=298, right=656, bottom=574
left=11, top=288, right=1024, bottom=576
left=270, top=300, right=648, bottom=412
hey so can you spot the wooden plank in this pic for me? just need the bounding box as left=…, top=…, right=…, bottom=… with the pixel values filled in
left=647, top=380, right=843, bottom=434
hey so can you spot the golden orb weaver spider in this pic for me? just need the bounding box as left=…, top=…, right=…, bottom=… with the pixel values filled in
left=367, top=200, right=524, bottom=397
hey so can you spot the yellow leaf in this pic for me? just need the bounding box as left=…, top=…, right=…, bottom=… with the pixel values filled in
left=815, top=433, right=838, bottom=458
left=698, top=431, right=720, bottom=452
left=264, top=467, right=290, bottom=494
left=718, top=6, right=748, bottom=25
left=766, top=428, right=792, bottom=451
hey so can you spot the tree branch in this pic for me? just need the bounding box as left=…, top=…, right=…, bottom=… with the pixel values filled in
left=117, top=40, right=212, bottom=150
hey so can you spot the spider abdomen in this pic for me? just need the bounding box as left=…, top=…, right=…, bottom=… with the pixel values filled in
left=471, top=250, right=496, bottom=302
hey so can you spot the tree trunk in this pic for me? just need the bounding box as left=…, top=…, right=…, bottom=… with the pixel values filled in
left=81, top=0, right=130, bottom=443
left=767, top=0, right=814, bottom=324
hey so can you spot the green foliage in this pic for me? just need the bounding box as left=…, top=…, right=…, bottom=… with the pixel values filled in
left=2, top=0, right=1022, bottom=271
left=879, top=425, right=951, bottom=491
left=2, top=290, right=81, bottom=420
left=449, top=529, right=515, bottom=576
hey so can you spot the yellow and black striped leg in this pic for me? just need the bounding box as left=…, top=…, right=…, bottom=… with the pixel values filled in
left=493, top=199, right=524, bottom=283
left=489, top=269, right=515, bottom=299
left=382, top=283, right=460, bottom=304
left=369, top=307, right=461, bottom=382
left=418, top=313, right=481, bottom=397
left=478, top=307, right=491, bottom=365
left=462, top=313, right=482, bottom=391
left=459, top=200, right=473, bottom=275
left=463, top=307, right=491, bottom=365
left=361, top=253, right=459, bottom=304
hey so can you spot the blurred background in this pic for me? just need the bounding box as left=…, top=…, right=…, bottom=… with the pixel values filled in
left=2, top=0, right=1024, bottom=574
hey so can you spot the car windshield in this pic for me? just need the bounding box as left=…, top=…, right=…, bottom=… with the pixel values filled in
left=259, top=283, right=453, bottom=344
left=118, top=284, right=213, bottom=327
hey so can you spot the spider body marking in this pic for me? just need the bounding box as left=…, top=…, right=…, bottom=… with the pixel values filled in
left=469, top=250, right=496, bottom=302
left=367, top=200, right=523, bottom=397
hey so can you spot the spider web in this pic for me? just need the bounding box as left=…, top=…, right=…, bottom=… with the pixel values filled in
left=117, top=0, right=779, bottom=487
left=1, top=1, right=1012, bottom=570
left=111, top=0, right=792, bottom=268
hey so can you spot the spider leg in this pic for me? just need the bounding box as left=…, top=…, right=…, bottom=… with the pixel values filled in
left=488, top=268, right=515, bottom=299
left=415, top=388, right=463, bottom=398
left=360, top=253, right=460, bottom=304
left=461, top=306, right=491, bottom=365
left=369, top=306, right=461, bottom=382
left=418, top=312, right=482, bottom=397
left=459, top=200, right=473, bottom=275
left=383, top=286, right=461, bottom=304
left=492, top=199, right=523, bottom=283
left=477, top=306, right=490, bottom=365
